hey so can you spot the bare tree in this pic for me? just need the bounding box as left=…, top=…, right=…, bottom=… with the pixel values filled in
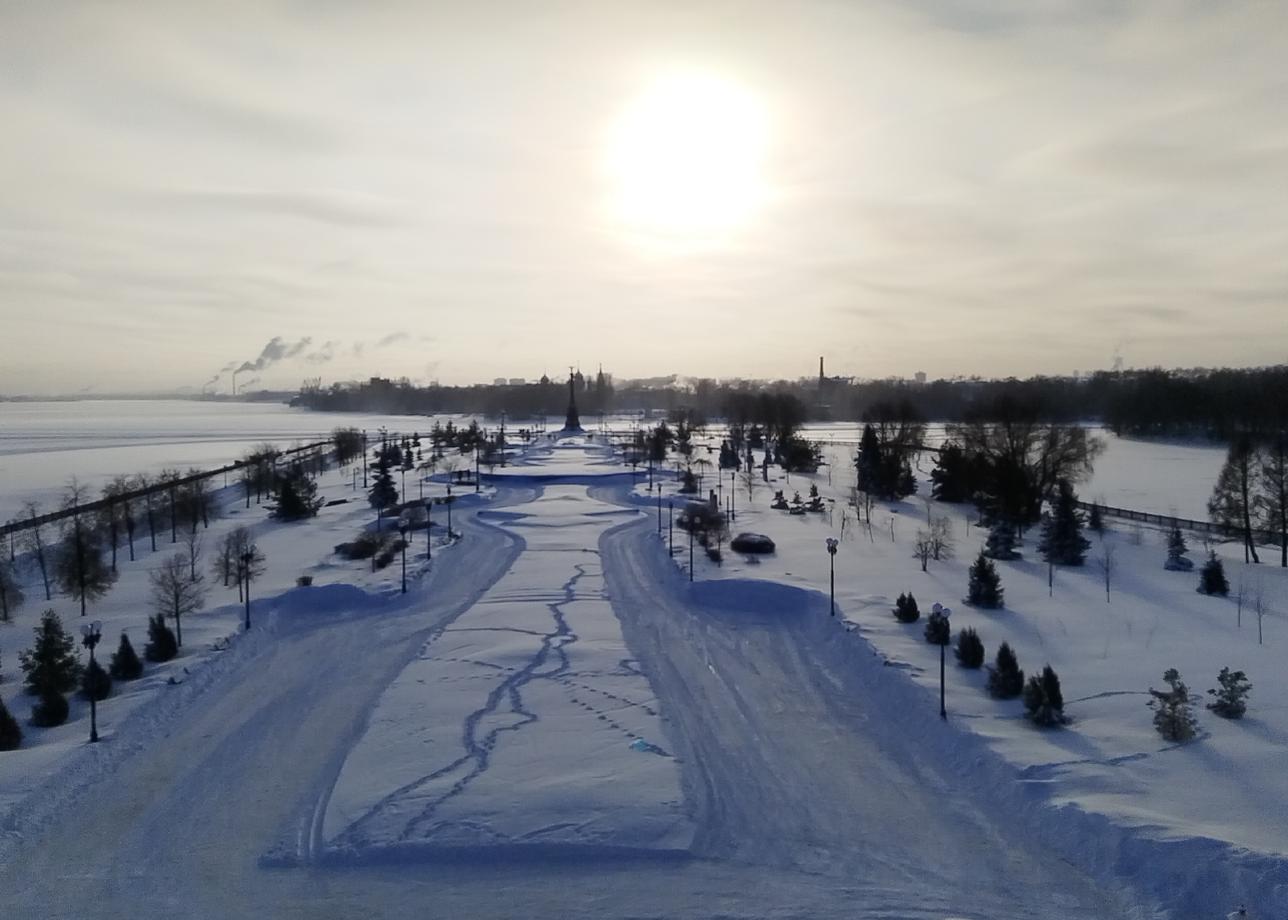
left=213, top=531, right=237, bottom=591
left=913, top=530, right=934, bottom=572
left=182, top=525, right=203, bottom=581
left=0, top=557, right=24, bottom=621
left=1235, top=576, right=1247, bottom=628
left=55, top=481, right=118, bottom=616
left=739, top=464, right=758, bottom=505
left=149, top=553, right=205, bottom=648
left=1096, top=540, right=1117, bottom=603
left=136, top=473, right=159, bottom=552
left=929, top=516, right=954, bottom=561
left=1253, top=578, right=1267, bottom=646
left=20, top=501, right=52, bottom=600
left=1209, top=435, right=1262, bottom=564
left=230, top=526, right=266, bottom=600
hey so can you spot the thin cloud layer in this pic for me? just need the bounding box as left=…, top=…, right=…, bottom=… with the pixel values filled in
left=0, top=1, right=1285, bottom=394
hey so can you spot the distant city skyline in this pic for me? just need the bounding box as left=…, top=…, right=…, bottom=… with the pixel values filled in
left=3, top=2, right=1286, bottom=395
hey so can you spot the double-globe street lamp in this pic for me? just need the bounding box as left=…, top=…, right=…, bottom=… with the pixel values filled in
left=398, top=522, right=409, bottom=594
left=80, top=620, right=103, bottom=743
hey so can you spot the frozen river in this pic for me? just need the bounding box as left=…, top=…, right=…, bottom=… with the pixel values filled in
left=0, top=400, right=1226, bottom=524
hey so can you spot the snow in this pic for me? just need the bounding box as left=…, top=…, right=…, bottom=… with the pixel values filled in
left=0, top=422, right=1278, bottom=918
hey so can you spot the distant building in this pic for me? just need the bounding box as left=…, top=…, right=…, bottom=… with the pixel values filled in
left=914, top=371, right=927, bottom=385
left=493, top=377, right=507, bottom=386
left=508, top=377, right=526, bottom=386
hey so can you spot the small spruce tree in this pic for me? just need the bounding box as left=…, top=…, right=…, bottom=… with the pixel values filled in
left=109, top=633, right=144, bottom=681
left=273, top=466, right=323, bottom=521
left=18, top=609, right=82, bottom=696
left=1023, top=665, right=1066, bottom=727
left=1038, top=480, right=1091, bottom=566
left=1148, top=668, right=1198, bottom=742
left=983, top=523, right=1021, bottom=560
left=30, top=690, right=69, bottom=727
left=1087, top=502, right=1104, bottom=533
left=1197, top=551, right=1230, bottom=596
left=986, top=642, right=1025, bottom=699
left=0, top=695, right=22, bottom=750
left=954, top=627, right=984, bottom=668
left=967, top=552, right=1004, bottom=608
left=144, top=613, right=178, bottom=663
left=924, top=609, right=950, bottom=646
left=893, top=592, right=921, bottom=623
left=1164, top=525, right=1193, bottom=571
left=81, top=658, right=112, bottom=702
left=1206, top=667, right=1251, bottom=719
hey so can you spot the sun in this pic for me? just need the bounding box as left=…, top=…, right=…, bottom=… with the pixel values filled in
left=604, top=72, right=768, bottom=241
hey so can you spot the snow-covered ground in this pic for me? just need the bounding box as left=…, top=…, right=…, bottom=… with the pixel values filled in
left=0, top=428, right=1275, bottom=918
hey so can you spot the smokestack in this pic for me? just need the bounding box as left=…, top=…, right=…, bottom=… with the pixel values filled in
left=819, top=356, right=824, bottom=381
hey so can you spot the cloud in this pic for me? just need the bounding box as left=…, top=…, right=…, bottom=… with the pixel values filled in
left=376, top=331, right=410, bottom=348
left=304, top=339, right=341, bottom=364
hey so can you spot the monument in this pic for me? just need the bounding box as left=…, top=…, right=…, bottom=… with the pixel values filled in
left=561, top=368, right=584, bottom=434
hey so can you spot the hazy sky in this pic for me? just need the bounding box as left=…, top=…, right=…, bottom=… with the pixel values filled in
left=2, top=1, right=1286, bottom=394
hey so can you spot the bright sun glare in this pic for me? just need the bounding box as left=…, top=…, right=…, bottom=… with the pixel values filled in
left=605, top=72, right=768, bottom=241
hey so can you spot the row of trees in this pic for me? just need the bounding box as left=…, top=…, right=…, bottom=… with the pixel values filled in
left=1207, top=433, right=1288, bottom=566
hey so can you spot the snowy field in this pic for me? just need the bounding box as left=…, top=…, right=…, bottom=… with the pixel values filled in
left=0, top=418, right=1276, bottom=918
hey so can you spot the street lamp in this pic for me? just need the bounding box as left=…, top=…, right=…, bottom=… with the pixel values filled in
left=826, top=538, right=838, bottom=616
left=688, top=513, right=694, bottom=582
left=80, top=621, right=102, bottom=743
left=730, top=468, right=736, bottom=521
left=932, top=603, right=952, bottom=719
left=657, top=484, right=663, bottom=535
left=398, top=523, right=408, bottom=594
left=668, top=501, right=673, bottom=554
left=446, top=484, right=454, bottom=540
left=424, top=499, right=432, bottom=560
left=242, top=550, right=254, bottom=630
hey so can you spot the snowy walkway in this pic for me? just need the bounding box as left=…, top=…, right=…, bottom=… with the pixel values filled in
left=322, top=480, right=693, bottom=859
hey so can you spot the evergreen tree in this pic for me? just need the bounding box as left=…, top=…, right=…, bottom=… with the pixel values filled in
left=1148, top=668, right=1197, bottom=742
left=1023, top=665, right=1066, bottom=727
left=30, top=690, right=69, bottom=728
left=1037, top=479, right=1090, bottom=566
left=930, top=442, right=983, bottom=503
left=1164, top=525, right=1193, bottom=571
left=1206, top=667, right=1251, bottom=719
left=855, top=424, right=884, bottom=497
left=367, top=453, right=399, bottom=522
left=273, top=466, right=323, bottom=521
left=954, top=626, right=985, bottom=668
left=1087, top=502, right=1105, bottom=533
left=893, top=592, right=920, bottom=623
left=109, top=633, right=144, bottom=681
left=1208, top=435, right=1262, bottom=564
left=967, top=552, right=1004, bottom=608
left=986, top=642, right=1025, bottom=699
left=1258, top=433, right=1288, bottom=568
left=81, top=658, right=112, bottom=702
left=144, top=613, right=178, bottom=663
left=1197, top=551, right=1230, bottom=596
left=923, top=608, right=950, bottom=646
left=0, top=695, right=21, bottom=750
left=983, top=523, right=1021, bottom=560
left=18, top=610, right=82, bottom=696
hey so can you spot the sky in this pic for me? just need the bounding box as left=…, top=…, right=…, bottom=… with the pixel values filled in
left=1, top=0, right=1286, bottom=395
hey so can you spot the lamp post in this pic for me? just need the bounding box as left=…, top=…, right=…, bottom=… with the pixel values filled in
left=398, top=523, right=408, bottom=593
left=241, top=550, right=254, bottom=630
left=730, top=469, right=736, bottom=521
left=446, top=484, right=454, bottom=540
left=932, top=603, right=952, bottom=719
left=80, top=620, right=102, bottom=743
left=688, top=514, right=694, bottom=582
left=657, top=485, right=663, bottom=535
left=668, top=501, right=673, bottom=554
left=475, top=442, right=480, bottom=492
left=826, top=538, right=838, bottom=616
left=424, top=499, right=432, bottom=560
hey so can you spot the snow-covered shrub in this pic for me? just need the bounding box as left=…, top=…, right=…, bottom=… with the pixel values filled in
left=1148, top=668, right=1198, bottom=742
left=1023, top=665, right=1066, bottom=727
left=986, top=642, right=1024, bottom=699
left=1207, top=667, right=1251, bottom=719
left=18, top=610, right=81, bottom=696
left=81, top=658, right=112, bottom=702
left=966, top=552, right=1004, bottom=608
left=30, top=690, right=69, bottom=727
left=1164, top=525, right=1193, bottom=571
left=954, top=627, right=984, bottom=668
left=374, top=538, right=407, bottom=571
left=336, top=531, right=389, bottom=561
left=144, top=613, right=178, bottom=663
left=0, top=695, right=21, bottom=750
left=923, top=609, right=950, bottom=646
left=1197, top=551, right=1230, bottom=596
left=109, top=633, right=143, bottom=681
left=893, top=592, right=920, bottom=623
